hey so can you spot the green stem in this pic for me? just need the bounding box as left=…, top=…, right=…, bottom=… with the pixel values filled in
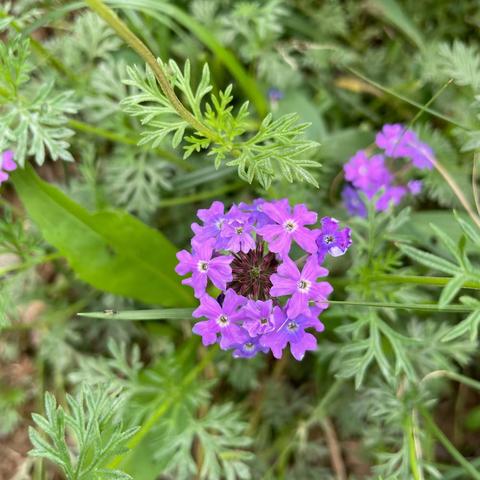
left=421, top=370, right=480, bottom=392
left=420, top=407, right=480, bottom=480
left=67, top=119, right=192, bottom=170
left=107, top=346, right=217, bottom=468
left=406, top=412, right=424, bottom=480
left=84, top=0, right=217, bottom=140
left=327, top=300, right=474, bottom=313
left=372, top=274, right=480, bottom=290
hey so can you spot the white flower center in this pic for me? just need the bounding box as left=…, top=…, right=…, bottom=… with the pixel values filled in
left=197, top=260, right=209, bottom=273
left=283, top=219, right=298, bottom=233
left=215, top=219, right=224, bottom=230
left=359, top=166, right=367, bottom=176
left=216, top=314, right=229, bottom=327
left=287, top=321, right=299, bottom=332
left=243, top=342, right=255, bottom=352
left=323, top=234, right=334, bottom=245
left=297, top=279, right=311, bottom=293
left=235, top=226, right=244, bottom=235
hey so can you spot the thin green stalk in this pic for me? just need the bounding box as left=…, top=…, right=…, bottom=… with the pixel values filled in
left=372, top=274, right=480, bottom=290
left=84, top=0, right=218, bottom=140
left=67, top=119, right=192, bottom=170
left=346, top=66, right=470, bottom=131
left=406, top=412, right=424, bottom=480
left=107, top=346, right=217, bottom=468
left=421, top=370, right=480, bottom=392
left=420, top=407, right=480, bottom=480
left=327, top=300, right=474, bottom=313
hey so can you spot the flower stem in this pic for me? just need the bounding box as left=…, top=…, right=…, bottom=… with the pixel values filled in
left=84, top=0, right=217, bottom=140
left=420, top=407, right=480, bottom=480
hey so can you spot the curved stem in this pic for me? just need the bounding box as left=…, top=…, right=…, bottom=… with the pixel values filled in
left=420, top=407, right=480, bottom=480
left=84, top=0, right=217, bottom=140
left=427, top=151, right=480, bottom=230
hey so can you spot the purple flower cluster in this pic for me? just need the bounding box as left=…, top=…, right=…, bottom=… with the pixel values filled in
left=342, top=124, right=433, bottom=216
left=176, top=199, right=351, bottom=361
left=0, top=151, right=16, bottom=185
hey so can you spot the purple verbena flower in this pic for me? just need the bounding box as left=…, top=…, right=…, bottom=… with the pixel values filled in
left=260, top=307, right=324, bottom=361
left=232, top=335, right=269, bottom=358
left=221, top=206, right=256, bottom=253
left=270, top=256, right=330, bottom=318
left=191, top=201, right=228, bottom=248
left=175, top=238, right=233, bottom=298
left=376, top=185, right=407, bottom=211
left=0, top=151, right=17, bottom=185
left=243, top=299, right=276, bottom=336
left=407, top=180, right=422, bottom=195
left=316, top=217, right=352, bottom=263
left=192, top=289, right=247, bottom=349
left=344, top=151, right=392, bottom=198
left=257, top=201, right=318, bottom=257
left=376, top=124, right=434, bottom=170
left=178, top=199, right=349, bottom=361
left=342, top=185, right=367, bottom=217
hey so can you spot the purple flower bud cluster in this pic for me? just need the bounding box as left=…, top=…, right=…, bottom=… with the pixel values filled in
left=342, top=124, right=433, bottom=217
left=176, top=199, right=351, bottom=361
left=0, top=151, right=17, bottom=185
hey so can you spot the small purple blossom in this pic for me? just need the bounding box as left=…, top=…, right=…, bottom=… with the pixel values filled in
left=260, top=307, right=324, bottom=361
left=221, top=206, right=256, bottom=253
left=178, top=199, right=349, bottom=361
left=0, top=151, right=17, bottom=185
left=175, top=238, right=233, bottom=298
left=270, top=256, right=330, bottom=318
left=257, top=201, right=318, bottom=257
left=243, top=299, right=276, bottom=336
left=344, top=151, right=392, bottom=198
left=342, top=124, right=434, bottom=217
left=376, top=123, right=434, bottom=170
left=316, top=217, right=352, bottom=263
left=268, top=88, right=284, bottom=103
left=376, top=185, right=407, bottom=211
left=193, top=289, right=247, bottom=349
left=342, top=185, right=367, bottom=217
left=232, top=335, right=269, bottom=358
left=408, top=180, right=422, bottom=195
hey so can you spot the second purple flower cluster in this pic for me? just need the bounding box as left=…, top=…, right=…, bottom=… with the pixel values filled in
left=176, top=199, right=351, bottom=361
left=342, top=124, right=433, bottom=217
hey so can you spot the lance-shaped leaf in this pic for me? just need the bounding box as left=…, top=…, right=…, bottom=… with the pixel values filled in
left=12, top=166, right=193, bottom=307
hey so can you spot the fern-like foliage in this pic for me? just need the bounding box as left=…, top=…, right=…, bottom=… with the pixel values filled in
left=29, top=385, right=138, bottom=480
left=438, top=41, right=480, bottom=90
left=0, top=36, right=77, bottom=165
left=122, top=59, right=319, bottom=189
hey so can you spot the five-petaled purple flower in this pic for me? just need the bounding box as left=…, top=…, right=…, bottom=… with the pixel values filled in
left=0, top=151, right=17, bottom=185
left=257, top=201, right=318, bottom=257
left=316, top=217, right=352, bottom=264
left=175, top=238, right=233, bottom=298
left=177, top=199, right=351, bottom=361
left=270, top=256, right=330, bottom=318
left=193, top=289, right=246, bottom=349
left=260, top=307, right=324, bottom=361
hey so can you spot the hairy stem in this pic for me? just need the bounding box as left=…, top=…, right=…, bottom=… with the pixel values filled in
left=84, top=0, right=217, bottom=140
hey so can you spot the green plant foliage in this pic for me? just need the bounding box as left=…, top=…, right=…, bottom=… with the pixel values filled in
left=11, top=166, right=193, bottom=306
left=122, top=59, right=319, bottom=189
left=29, top=386, right=138, bottom=480
left=0, top=35, right=77, bottom=165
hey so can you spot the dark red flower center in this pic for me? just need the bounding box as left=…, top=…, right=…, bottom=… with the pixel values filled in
left=227, top=242, right=279, bottom=300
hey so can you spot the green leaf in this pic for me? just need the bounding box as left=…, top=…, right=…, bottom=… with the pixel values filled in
left=367, top=0, right=425, bottom=50
left=11, top=166, right=193, bottom=307
left=439, top=274, right=467, bottom=307
left=398, top=244, right=460, bottom=275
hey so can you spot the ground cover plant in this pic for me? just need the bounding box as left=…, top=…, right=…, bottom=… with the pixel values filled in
left=1, top=0, right=480, bottom=478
